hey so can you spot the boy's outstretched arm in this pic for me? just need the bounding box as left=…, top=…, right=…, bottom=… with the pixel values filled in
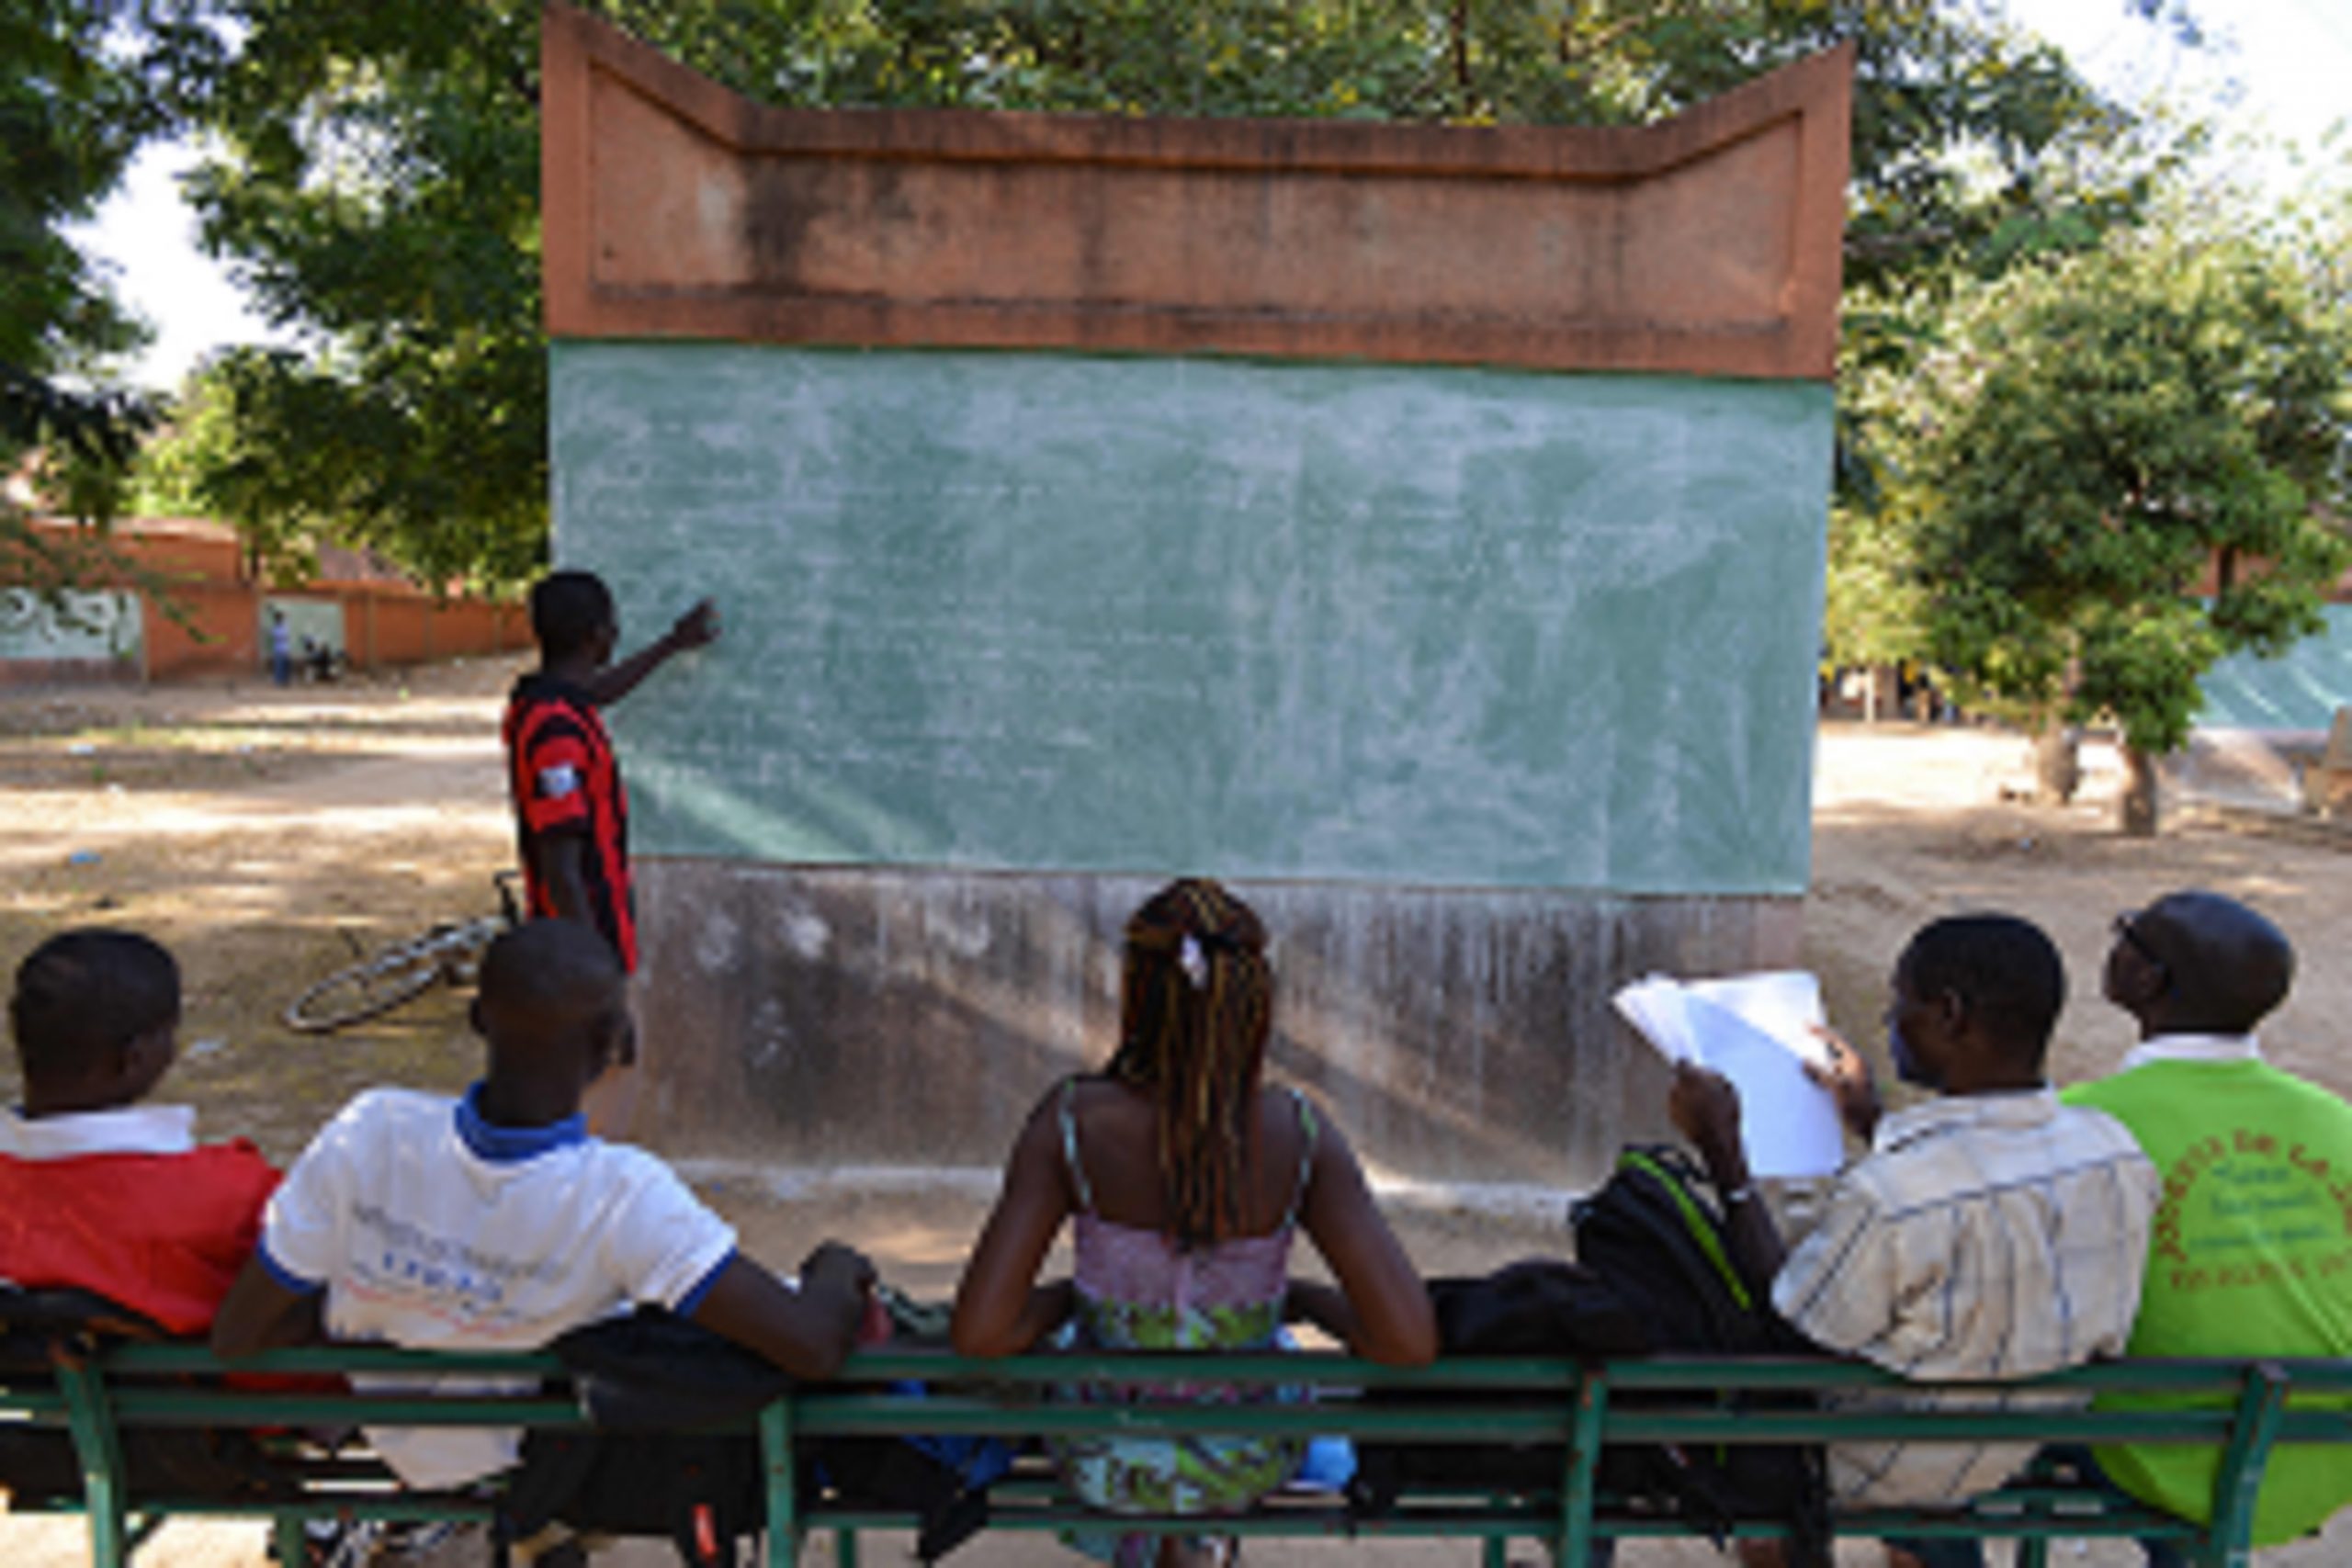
left=582, top=600, right=718, bottom=707
left=211, top=1256, right=324, bottom=1358
left=690, top=1241, right=876, bottom=1381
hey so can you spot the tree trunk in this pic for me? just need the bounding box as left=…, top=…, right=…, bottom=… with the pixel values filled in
left=2120, top=747, right=2160, bottom=837
left=2033, top=723, right=2081, bottom=805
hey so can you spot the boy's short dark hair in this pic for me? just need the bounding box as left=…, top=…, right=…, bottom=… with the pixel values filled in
left=10, top=930, right=181, bottom=1083
left=530, top=570, right=616, bottom=661
left=1905, top=913, right=2065, bottom=1071
left=480, top=918, right=622, bottom=1013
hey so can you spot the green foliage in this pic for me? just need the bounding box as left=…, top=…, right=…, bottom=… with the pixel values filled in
left=1822, top=502, right=1926, bottom=670
left=150, top=0, right=2147, bottom=583
left=2, top=0, right=158, bottom=380
left=0, top=0, right=217, bottom=589
left=1905, top=230, right=2352, bottom=756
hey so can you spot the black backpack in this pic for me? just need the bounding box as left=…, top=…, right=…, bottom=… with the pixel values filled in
left=495, top=1304, right=1009, bottom=1568
left=1349, top=1146, right=1830, bottom=1568
left=1567, top=1144, right=1831, bottom=1567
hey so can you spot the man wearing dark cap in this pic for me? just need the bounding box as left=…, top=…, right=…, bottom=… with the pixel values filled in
left=2061, top=889, right=2352, bottom=1560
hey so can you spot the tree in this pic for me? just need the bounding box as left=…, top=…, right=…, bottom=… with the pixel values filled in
left=158, top=0, right=2146, bottom=582
left=0, top=0, right=188, bottom=587
left=1905, top=226, right=2351, bottom=833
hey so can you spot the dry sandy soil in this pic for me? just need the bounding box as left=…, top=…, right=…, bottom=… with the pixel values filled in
left=2, top=660, right=2346, bottom=1566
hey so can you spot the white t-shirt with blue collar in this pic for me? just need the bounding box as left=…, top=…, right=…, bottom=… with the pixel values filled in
left=260, top=1083, right=738, bottom=1486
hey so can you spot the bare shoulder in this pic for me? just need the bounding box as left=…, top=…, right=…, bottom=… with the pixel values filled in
left=1062, top=1074, right=1156, bottom=1132
left=1261, top=1083, right=1351, bottom=1182
left=1271, top=1083, right=1349, bottom=1143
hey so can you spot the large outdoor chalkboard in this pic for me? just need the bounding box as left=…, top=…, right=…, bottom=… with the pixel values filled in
left=2198, top=604, right=2352, bottom=732
left=551, top=343, right=1831, bottom=895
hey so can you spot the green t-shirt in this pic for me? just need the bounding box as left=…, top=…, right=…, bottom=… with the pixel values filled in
left=2063, top=1056, right=2352, bottom=1545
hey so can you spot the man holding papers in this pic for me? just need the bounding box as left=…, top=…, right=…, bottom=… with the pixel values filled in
left=1661, top=914, right=2160, bottom=1568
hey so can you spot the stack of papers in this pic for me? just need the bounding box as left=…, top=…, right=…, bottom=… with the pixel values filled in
left=1611, top=970, right=1846, bottom=1179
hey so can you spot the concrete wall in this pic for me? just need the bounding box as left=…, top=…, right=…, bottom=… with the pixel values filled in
left=17, top=518, right=528, bottom=681
left=0, top=588, right=140, bottom=685
left=542, top=7, right=1849, bottom=1185
left=639, top=863, right=1798, bottom=1192
left=144, top=587, right=525, bottom=679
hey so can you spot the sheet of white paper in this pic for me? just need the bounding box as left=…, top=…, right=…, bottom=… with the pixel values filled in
left=1683, top=971, right=1832, bottom=1070
left=1609, top=975, right=1696, bottom=1065
left=1608, top=969, right=1846, bottom=1179
left=1679, top=994, right=1847, bottom=1179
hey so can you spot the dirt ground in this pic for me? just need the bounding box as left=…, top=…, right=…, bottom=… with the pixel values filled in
left=2, top=659, right=2346, bottom=1566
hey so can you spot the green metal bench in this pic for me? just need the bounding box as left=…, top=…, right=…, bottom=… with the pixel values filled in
left=1, top=1343, right=2345, bottom=1566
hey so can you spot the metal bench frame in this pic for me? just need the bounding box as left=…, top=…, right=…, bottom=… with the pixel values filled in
left=4, top=1345, right=2346, bottom=1567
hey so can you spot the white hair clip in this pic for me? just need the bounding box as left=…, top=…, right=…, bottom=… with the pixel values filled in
left=1178, top=934, right=1209, bottom=989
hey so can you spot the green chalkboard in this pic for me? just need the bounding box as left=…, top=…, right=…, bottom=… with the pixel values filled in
left=2197, top=604, right=2352, bottom=732
left=551, top=343, right=1831, bottom=895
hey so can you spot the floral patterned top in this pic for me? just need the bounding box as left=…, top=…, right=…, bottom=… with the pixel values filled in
left=1053, top=1077, right=1319, bottom=1533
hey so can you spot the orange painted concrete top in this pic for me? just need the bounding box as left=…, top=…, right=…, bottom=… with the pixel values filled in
left=541, top=7, right=1851, bottom=379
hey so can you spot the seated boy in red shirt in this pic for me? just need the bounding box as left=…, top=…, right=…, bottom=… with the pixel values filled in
left=0, top=929, right=279, bottom=1334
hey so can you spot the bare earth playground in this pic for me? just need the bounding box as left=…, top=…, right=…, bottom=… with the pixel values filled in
left=4, top=660, right=2347, bottom=1564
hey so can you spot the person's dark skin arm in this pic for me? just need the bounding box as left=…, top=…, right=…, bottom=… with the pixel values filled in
left=581, top=600, right=718, bottom=708
left=211, top=1257, right=326, bottom=1359
left=690, top=1242, right=876, bottom=1380
left=1283, top=1279, right=1352, bottom=1343
left=951, top=1098, right=1079, bottom=1358
left=1295, top=1120, right=1438, bottom=1367
left=1667, top=1064, right=1787, bottom=1301
left=533, top=830, right=597, bottom=930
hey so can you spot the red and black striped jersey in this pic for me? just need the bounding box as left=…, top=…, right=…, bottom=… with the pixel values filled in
left=503, top=672, right=637, bottom=972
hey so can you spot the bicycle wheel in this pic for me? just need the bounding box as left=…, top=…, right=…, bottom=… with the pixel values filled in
left=282, top=937, right=450, bottom=1033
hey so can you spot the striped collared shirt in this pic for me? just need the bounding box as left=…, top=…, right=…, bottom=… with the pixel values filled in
left=1771, top=1088, right=2159, bottom=1507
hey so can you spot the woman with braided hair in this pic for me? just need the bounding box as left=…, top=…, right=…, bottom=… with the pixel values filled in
left=953, top=877, right=1436, bottom=1567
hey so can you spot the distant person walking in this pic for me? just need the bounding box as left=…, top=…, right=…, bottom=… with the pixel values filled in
left=503, top=570, right=717, bottom=979
left=267, top=610, right=291, bottom=687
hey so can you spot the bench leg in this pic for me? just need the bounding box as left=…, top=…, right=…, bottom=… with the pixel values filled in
left=58, top=1359, right=130, bottom=1568
left=761, top=1399, right=798, bottom=1568
left=1560, top=1371, right=1607, bottom=1568
left=2201, top=1363, right=2288, bottom=1568
left=275, top=1514, right=311, bottom=1567
left=1482, top=1533, right=1510, bottom=1568
left=835, top=1527, right=859, bottom=1567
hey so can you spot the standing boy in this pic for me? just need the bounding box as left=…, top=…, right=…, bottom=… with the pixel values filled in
left=1, top=930, right=279, bottom=1335
left=212, top=919, right=874, bottom=1490
left=503, top=570, right=717, bottom=976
